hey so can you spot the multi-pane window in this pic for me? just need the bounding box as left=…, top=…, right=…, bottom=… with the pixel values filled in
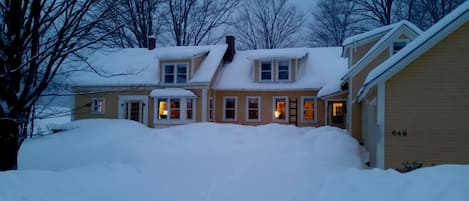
left=208, top=98, right=214, bottom=121
left=278, top=60, right=290, bottom=80
left=186, top=98, right=193, bottom=120
left=302, top=97, right=316, bottom=122
left=92, top=98, right=105, bottom=113
left=392, top=41, right=407, bottom=54
left=224, top=97, right=237, bottom=121
left=261, top=61, right=273, bottom=81
left=246, top=97, right=260, bottom=121
left=157, top=98, right=194, bottom=121
left=164, top=64, right=188, bottom=84
left=273, top=97, right=287, bottom=121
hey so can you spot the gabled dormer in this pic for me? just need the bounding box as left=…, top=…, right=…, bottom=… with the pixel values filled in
left=158, top=51, right=209, bottom=85
left=252, top=58, right=299, bottom=82
left=341, top=20, right=423, bottom=100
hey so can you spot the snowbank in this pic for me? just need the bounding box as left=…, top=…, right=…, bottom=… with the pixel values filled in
left=0, top=120, right=468, bottom=201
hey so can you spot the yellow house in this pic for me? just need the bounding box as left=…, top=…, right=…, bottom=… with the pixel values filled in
left=72, top=37, right=348, bottom=128
left=357, top=1, right=469, bottom=169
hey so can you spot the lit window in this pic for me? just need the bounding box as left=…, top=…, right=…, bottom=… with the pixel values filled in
left=392, top=41, right=407, bottom=54
left=261, top=61, right=272, bottom=81
left=278, top=60, right=290, bottom=80
left=164, top=63, right=187, bottom=84
left=186, top=98, right=193, bottom=120
left=156, top=97, right=194, bottom=121
left=170, top=98, right=180, bottom=119
left=302, top=97, right=316, bottom=122
left=158, top=99, right=168, bottom=119
left=273, top=97, right=287, bottom=121
left=92, top=98, right=105, bottom=113
left=224, top=97, right=237, bottom=121
left=246, top=97, right=260, bottom=121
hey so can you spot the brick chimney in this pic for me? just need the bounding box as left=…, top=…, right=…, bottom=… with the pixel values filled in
left=148, top=36, right=156, bottom=50
left=223, top=35, right=236, bottom=62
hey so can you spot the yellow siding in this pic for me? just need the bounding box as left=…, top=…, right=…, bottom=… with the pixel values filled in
left=75, top=91, right=154, bottom=127
left=351, top=38, right=380, bottom=66
left=385, top=22, right=469, bottom=169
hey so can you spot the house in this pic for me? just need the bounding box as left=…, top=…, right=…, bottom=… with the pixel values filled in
left=340, top=20, right=423, bottom=142
left=72, top=38, right=229, bottom=127
left=356, top=1, right=469, bottom=169
left=212, top=47, right=347, bottom=127
left=71, top=37, right=348, bottom=128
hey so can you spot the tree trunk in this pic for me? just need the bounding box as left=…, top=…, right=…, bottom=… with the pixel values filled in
left=0, top=119, right=21, bottom=171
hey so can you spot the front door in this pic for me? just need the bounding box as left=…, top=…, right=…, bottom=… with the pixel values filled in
left=328, top=101, right=346, bottom=128
left=118, top=95, right=149, bottom=125
left=126, top=101, right=143, bottom=123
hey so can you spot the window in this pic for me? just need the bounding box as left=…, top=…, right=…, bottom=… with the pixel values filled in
left=164, top=63, right=188, bottom=84
left=92, top=98, right=105, bottom=113
left=260, top=61, right=273, bottom=81
left=278, top=60, right=290, bottom=80
left=302, top=97, right=317, bottom=122
left=186, top=98, right=193, bottom=120
left=392, top=41, right=407, bottom=54
left=223, top=97, right=237, bottom=121
left=156, top=97, right=194, bottom=121
left=208, top=97, right=214, bottom=121
left=273, top=97, right=288, bottom=121
left=246, top=96, right=260, bottom=121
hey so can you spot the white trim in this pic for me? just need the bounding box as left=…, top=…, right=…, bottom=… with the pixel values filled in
left=153, top=96, right=195, bottom=124
left=376, top=83, right=386, bottom=169
left=272, top=96, right=289, bottom=122
left=259, top=60, right=274, bottom=82
left=360, top=10, right=469, bottom=100
left=390, top=39, right=409, bottom=55
left=91, top=97, right=106, bottom=114
left=342, top=24, right=421, bottom=81
left=201, top=88, right=208, bottom=121
left=325, top=99, right=328, bottom=125
left=245, top=96, right=261, bottom=122
left=276, top=59, right=291, bottom=81
left=223, top=96, right=237, bottom=121
left=300, top=96, right=318, bottom=123
left=346, top=78, right=353, bottom=132
left=118, top=95, right=149, bottom=125
left=162, top=62, right=190, bottom=84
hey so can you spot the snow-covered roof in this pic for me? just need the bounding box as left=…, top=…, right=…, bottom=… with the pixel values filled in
left=245, top=49, right=307, bottom=60
left=317, top=71, right=347, bottom=98
left=343, top=24, right=396, bottom=46
left=358, top=1, right=469, bottom=100
left=341, top=20, right=422, bottom=80
left=213, top=47, right=347, bottom=91
left=150, top=88, right=196, bottom=97
left=69, top=45, right=227, bottom=87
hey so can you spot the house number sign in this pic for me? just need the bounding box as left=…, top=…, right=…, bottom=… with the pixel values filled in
left=391, top=130, right=407, bottom=137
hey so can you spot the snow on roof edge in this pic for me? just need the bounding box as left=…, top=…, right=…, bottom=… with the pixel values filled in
left=358, top=1, right=469, bottom=101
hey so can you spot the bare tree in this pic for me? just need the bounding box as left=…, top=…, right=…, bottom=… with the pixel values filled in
left=353, top=0, right=395, bottom=25
left=309, top=0, right=362, bottom=47
left=94, top=0, right=165, bottom=48
left=232, top=0, right=305, bottom=49
left=0, top=0, right=120, bottom=171
left=164, top=0, right=240, bottom=46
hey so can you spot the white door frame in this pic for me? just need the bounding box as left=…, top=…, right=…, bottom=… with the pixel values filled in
left=118, top=95, right=149, bottom=125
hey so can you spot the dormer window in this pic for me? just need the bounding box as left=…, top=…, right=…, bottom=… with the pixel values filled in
left=260, top=61, right=273, bottom=81
left=164, top=63, right=188, bottom=84
left=392, top=41, right=408, bottom=55
left=277, top=60, right=290, bottom=81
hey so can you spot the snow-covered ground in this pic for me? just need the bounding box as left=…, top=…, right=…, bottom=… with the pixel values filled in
left=0, top=119, right=468, bottom=201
